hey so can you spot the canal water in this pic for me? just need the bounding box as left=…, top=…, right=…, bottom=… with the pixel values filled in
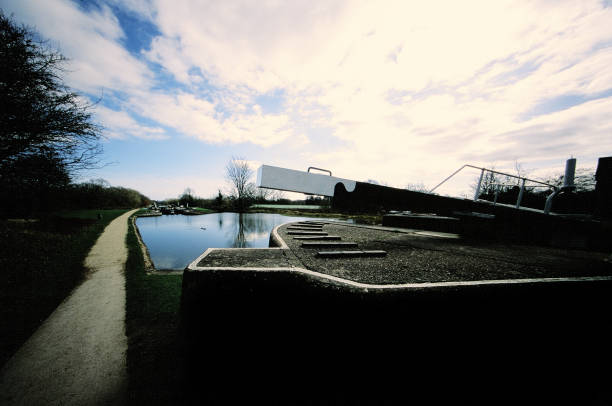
left=136, top=212, right=349, bottom=270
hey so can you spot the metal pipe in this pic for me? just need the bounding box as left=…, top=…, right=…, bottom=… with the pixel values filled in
left=493, top=185, right=500, bottom=206
left=563, top=158, right=576, bottom=189
left=515, top=178, right=526, bottom=209
left=429, top=165, right=468, bottom=193
left=544, top=189, right=559, bottom=214
left=474, top=168, right=485, bottom=201
left=430, top=164, right=556, bottom=194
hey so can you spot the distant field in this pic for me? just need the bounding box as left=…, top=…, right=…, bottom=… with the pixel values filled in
left=191, top=207, right=214, bottom=213
left=250, top=204, right=323, bottom=210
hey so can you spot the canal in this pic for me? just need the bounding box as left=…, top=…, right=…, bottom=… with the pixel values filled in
left=136, top=212, right=349, bottom=270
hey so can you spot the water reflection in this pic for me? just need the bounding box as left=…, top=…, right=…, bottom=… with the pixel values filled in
left=135, top=212, right=348, bottom=270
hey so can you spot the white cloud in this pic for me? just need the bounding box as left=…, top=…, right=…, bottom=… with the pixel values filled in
left=4, top=0, right=152, bottom=94
left=126, top=90, right=295, bottom=146
left=4, top=0, right=612, bottom=198
left=95, top=106, right=168, bottom=140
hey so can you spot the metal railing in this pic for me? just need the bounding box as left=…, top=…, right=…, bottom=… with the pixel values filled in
left=429, top=164, right=558, bottom=212
left=307, top=167, right=332, bottom=176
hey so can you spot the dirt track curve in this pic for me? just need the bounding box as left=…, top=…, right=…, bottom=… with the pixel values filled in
left=0, top=209, right=137, bottom=405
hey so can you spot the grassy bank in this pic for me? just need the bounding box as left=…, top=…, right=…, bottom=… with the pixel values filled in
left=125, top=216, right=183, bottom=404
left=0, top=209, right=128, bottom=366
left=190, top=207, right=214, bottom=213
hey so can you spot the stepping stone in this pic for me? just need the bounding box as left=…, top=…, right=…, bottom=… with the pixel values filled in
left=287, top=227, right=324, bottom=231
left=292, top=235, right=342, bottom=240
left=287, top=225, right=323, bottom=229
left=317, top=250, right=387, bottom=258
left=299, top=222, right=327, bottom=225
left=288, top=231, right=328, bottom=235
left=301, top=242, right=358, bottom=248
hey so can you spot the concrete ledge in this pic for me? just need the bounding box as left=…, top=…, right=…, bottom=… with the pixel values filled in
left=181, top=265, right=612, bottom=403
left=180, top=220, right=612, bottom=403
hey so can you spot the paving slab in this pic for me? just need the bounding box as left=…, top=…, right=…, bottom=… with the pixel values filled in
left=301, top=241, right=358, bottom=248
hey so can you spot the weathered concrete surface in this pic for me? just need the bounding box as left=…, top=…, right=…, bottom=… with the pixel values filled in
left=194, top=247, right=302, bottom=268
left=278, top=222, right=612, bottom=284
left=182, top=221, right=612, bottom=404
left=0, top=209, right=137, bottom=406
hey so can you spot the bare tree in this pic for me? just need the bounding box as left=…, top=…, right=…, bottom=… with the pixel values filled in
left=225, top=157, right=254, bottom=211
left=540, top=167, right=596, bottom=192
left=405, top=182, right=429, bottom=193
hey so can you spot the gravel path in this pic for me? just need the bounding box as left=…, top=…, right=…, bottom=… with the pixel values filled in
left=0, top=209, right=138, bottom=405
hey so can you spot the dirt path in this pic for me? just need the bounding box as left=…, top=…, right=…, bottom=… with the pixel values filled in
left=0, top=209, right=138, bottom=405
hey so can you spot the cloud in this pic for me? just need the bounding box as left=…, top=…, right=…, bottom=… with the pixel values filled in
left=126, top=91, right=295, bottom=146
left=3, top=0, right=152, bottom=94
left=95, top=106, right=168, bottom=140
left=4, top=0, right=612, bottom=198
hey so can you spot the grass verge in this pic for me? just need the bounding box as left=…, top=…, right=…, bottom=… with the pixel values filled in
left=248, top=208, right=382, bottom=225
left=190, top=207, right=214, bottom=213
left=125, top=216, right=184, bottom=404
left=0, top=209, right=128, bottom=367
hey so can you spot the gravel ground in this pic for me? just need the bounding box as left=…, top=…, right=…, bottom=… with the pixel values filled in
left=278, top=222, right=612, bottom=284
left=0, top=209, right=137, bottom=405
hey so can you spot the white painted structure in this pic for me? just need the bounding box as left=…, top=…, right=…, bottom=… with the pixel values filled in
left=256, top=165, right=356, bottom=197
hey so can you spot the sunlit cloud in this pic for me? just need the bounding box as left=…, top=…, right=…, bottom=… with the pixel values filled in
left=3, top=0, right=612, bottom=198
left=95, top=106, right=168, bottom=140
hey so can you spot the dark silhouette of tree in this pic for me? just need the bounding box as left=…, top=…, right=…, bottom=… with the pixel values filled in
left=0, top=11, right=102, bottom=175
left=0, top=12, right=104, bottom=216
left=213, top=190, right=225, bottom=211
left=179, top=187, right=196, bottom=207
left=0, top=151, right=70, bottom=215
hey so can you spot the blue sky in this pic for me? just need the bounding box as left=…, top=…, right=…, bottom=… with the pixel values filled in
left=3, top=0, right=612, bottom=199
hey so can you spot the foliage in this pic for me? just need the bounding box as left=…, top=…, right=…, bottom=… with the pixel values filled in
left=0, top=12, right=106, bottom=217
left=212, top=190, right=226, bottom=211
left=304, top=195, right=329, bottom=205
left=539, top=167, right=596, bottom=192
left=0, top=151, right=70, bottom=216
left=0, top=12, right=102, bottom=172
left=405, top=182, right=429, bottom=193
left=66, top=180, right=151, bottom=209
left=178, top=187, right=196, bottom=207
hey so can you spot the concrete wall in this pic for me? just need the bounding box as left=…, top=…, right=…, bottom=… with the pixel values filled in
left=179, top=267, right=611, bottom=403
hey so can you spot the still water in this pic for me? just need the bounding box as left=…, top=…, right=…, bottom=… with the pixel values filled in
left=136, top=212, right=349, bottom=270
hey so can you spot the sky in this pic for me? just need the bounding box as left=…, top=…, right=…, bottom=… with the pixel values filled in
left=3, top=0, right=612, bottom=200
